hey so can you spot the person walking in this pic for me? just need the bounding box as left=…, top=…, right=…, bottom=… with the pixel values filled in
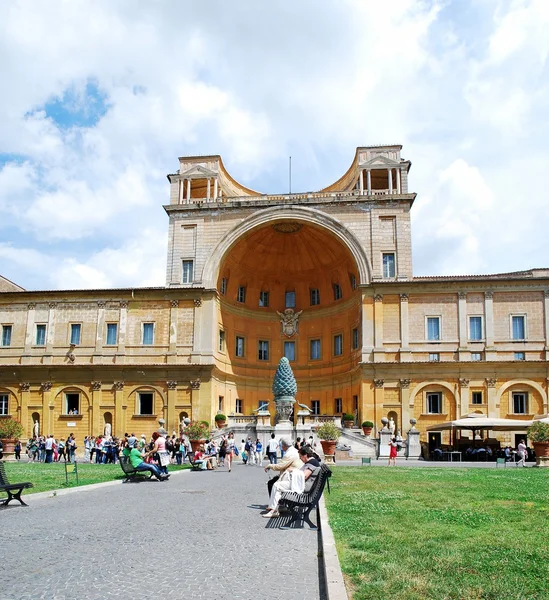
left=225, top=432, right=236, bottom=472
left=267, top=433, right=279, bottom=464
left=516, top=439, right=528, bottom=467
left=254, top=439, right=263, bottom=466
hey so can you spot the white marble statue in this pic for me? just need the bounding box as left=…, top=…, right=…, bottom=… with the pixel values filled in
left=104, top=422, right=112, bottom=437
left=388, top=417, right=396, bottom=435
left=33, top=420, right=39, bottom=437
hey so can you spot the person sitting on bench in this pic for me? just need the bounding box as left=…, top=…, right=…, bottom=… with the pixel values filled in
left=122, top=440, right=169, bottom=481
left=194, top=444, right=215, bottom=470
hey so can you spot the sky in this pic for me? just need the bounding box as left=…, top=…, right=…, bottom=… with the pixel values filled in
left=1, top=0, right=548, bottom=291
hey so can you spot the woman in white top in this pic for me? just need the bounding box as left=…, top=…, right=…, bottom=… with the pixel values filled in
left=225, top=432, right=236, bottom=472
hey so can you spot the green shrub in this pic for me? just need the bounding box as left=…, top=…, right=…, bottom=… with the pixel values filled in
left=527, top=421, right=549, bottom=442
left=361, top=420, right=374, bottom=428
left=343, top=413, right=355, bottom=422
left=214, top=414, right=227, bottom=422
left=183, top=421, right=211, bottom=440
left=317, top=421, right=340, bottom=441
left=0, top=417, right=24, bottom=439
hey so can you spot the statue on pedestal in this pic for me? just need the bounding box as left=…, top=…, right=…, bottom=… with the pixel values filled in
left=272, top=357, right=297, bottom=423
left=33, top=420, right=40, bottom=438
left=389, top=417, right=396, bottom=435
left=104, top=422, right=112, bottom=437
left=158, top=418, right=168, bottom=437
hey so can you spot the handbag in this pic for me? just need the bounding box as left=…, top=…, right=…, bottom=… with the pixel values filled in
left=159, top=451, right=170, bottom=467
left=234, top=446, right=239, bottom=456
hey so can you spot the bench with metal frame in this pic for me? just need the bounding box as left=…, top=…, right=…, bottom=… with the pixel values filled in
left=119, top=456, right=153, bottom=482
left=0, top=461, right=34, bottom=507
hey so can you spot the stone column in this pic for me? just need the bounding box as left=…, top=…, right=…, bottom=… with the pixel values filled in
left=400, top=379, right=411, bottom=428
left=207, top=178, right=211, bottom=201
left=41, top=382, right=53, bottom=435
left=486, top=378, right=497, bottom=417
left=190, top=378, right=201, bottom=421
left=168, top=300, right=178, bottom=363
left=191, top=298, right=203, bottom=362
left=373, top=295, right=384, bottom=362
left=91, top=381, right=102, bottom=436
left=117, top=301, right=128, bottom=361
left=484, top=292, right=495, bottom=360
left=179, top=178, right=183, bottom=204
left=167, top=381, right=177, bottom=434
left=24, top=303, right=36, bottom=355
left=95, top=301, right=106, bottom=355
left=113, top=381, right=125, bottom=436
left=186, top=179, right=191, bottom=203
left=45, top=302, right=56, bottom=361
left=458, top=292, right=467, bottom=358
left=359, top=170, right=364, bottom=194
left=388, top=169, right=393, bottom=193
left=362, top=291, right=374, bottom=360
left=458, top=378, right=470, bottom=418
left=399, top=294, right=410, bottom=361
left=396, top=168, right=401, bottom=194
left=213, top=177, right=218, bottom=200
left=367, top=170, right=371, bottom=194
left=20, top=382, right=30, bottom=436
left=374, top=379, right=384, bottom=441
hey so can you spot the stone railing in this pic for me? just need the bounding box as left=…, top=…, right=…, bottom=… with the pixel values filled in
left=228, top=415, right=256, bottom=425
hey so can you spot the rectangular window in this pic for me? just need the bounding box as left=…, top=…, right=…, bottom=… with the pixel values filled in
left=471, top=352, right=482, bottom=361
left=514, top=352, right=525, bottom=361
left=512, top=392, right=527, bottom=414
left=235, top=398, right=243, bottom=414
left=349, top=273, right=357, bottom=290
left=311, top=400, right=320, bottom=415
left=70, top=324, right=81, bottom=345
left=65, top=393, right=80, bottom=414
left=310, top=288, right=320, bottom=306
left=285, top=291, right=296, bottom=308
left=284, top=341, right=295, bottom=361
left=333, top=284, right=342, bottom=301
left=36, top=324, right=46, bottom=346
left=429, top=353, right=440, bottom=362
left=469, top=316, right=483, bottom=341
left=427, top=392, right=442, bottom=414
left=259, top=291, right=269, bottom=307
left=220, top=277, right=227, bottom=295
left=352, top=327, right=359, bottom=350
left=138, top=392, right=154, bottom=415
left=182, top=260, right=194, bottom=284
left=142, top=323, right=154, bottom=345
left=382, top=253, right=396, bottom=278
left=235, top=336, right=245, bottom=357
left=218, top=396, right=224, bottom=412
left=237, top=286, right=246, bottom=303
left=1, top=325, right=12, bottom=347
left=335, top=398, right=342, bottom=413
left=218, top=330, right=226, bottom=352
left=471, top=391, right=483, bottom=405
left=310, top=339, right=321, bottom=360
left=258, top=340, right=269, bottom=361
left=106, top=323, right=118, bottom=345
left=426, top=317, right=441, bottom=341
left=0, top=394, right=8, bottom=416
left=512, top=315, right=526, bottom=340
left=334, top=334, right=343, bottom=357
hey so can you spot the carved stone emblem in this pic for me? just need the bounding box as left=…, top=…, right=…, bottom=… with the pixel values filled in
left=119, top=301, right=129, bottom=308
left=166, top=380, right=177, bottom=390
left=276, top=308, right=303, bottom=338
left=91, top=381, right=102, bottom=391
left=458, top=378, right=470, bottom=387
left=190, top=378, right=201, bottom=390
left=374, top=379, right=384, bottom=388
left=399, top=379, right=411, bottom=389
left=113, top=381, right=125, bottom=391
left=194, top=298, right=202, bottom=307
left=170, top=300, right=179, bottom=308
left=485, top=378, right=497, bottom=388
left=20, top=382, right=30, bottom=391
left=41, top=381, right=52, bottom=392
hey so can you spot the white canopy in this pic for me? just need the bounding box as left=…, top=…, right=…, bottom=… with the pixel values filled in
left=426, top=415, right=532, bottom=432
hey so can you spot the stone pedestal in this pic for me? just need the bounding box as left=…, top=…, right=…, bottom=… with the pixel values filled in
left=536, top=456, right=549, bottom=468
left=406, top=429, right=421, bottom=459
left=378, top=429, right=392, bottom=457
left=274, top=421, right=295, bottom=442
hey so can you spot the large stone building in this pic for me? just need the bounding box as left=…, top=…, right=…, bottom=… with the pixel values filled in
left=1, top=145, right=548, bottom=449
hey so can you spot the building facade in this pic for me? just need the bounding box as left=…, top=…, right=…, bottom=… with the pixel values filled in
left=1, top=145, right=548, bottom=447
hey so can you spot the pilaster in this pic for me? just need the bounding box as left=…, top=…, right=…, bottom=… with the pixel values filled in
left=373, top=295, right=384, bottom=362
left=24, top=302, right=36, bottom=354
left=94, top=301, right=106, bottom=354
left=458, top=292, right=467, bottom=359
left=114, top=381, right=125, bottom=436
left=486, top=378, right=497, bottom=417
left=41, top=381, right=53, bottom=435
left=361, top=293, right=374, bottom=361
left=373, top=379, right=384, bottom=435
left=484, top=292, right=496, bottom=360
left=117, top=301, right=128, bottom=361
left=400, top=379, right=411, bottom=427
left=20, top=382, right=30, bottom=435
left=167, top=380, right=177, bottom=433
left=544, top=291, right=549, bottom=360
left=399, top=294, right=411, bottom=361
left=91, top=381, right=102, bottom=435
left=458, top=378, right=470, bottom=418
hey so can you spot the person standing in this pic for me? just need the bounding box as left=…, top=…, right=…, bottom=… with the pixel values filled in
left=517, top=439, right=528, bottom=467
left=66, top=433, right=77, bottom=462
left=388, top=437, right=398, bottom=466
left=267, top=433, right=279, bottom=464
left=44, top=434, right=55, bottom=463
left=225, top=432, right=236, bottom=472
left=14, top=438, right=21, bottom=461
left=254, top=439, right=263, bottom=466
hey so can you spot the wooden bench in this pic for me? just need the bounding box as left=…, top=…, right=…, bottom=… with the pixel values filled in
left=119, top=456, right=153, bottom=482
left=278, top=463, right=332, bottom=529
left=0, top=461, right=34, bottom=507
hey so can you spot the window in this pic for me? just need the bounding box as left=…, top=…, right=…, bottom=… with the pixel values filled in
left=333, top=284, right=342, bottom=301
left=0, top=394, right=8, bottom=416
left=310, top=288, right=320, bottom=306
left=285, top=291, right=296, bottom=308
left=471, top=352, right=482, bottom=361
left=235, top=336, right=245, bottom=357
left=427, top=392, right=442, bottom=414
left=469, top=316, right=483, bottom=341
left=237, top=286, right=246, bottom=303
left=182, top=260, right=194, bottom=284
left=382, top=253, right=396, bottom=278
left=1, top=325, right=12, bottom=347
left=349, top=273, right=357, bottom=290
left=512, top=392, right=527, bottom=414
left=65, top=393, right=80, bottom=415
left=284, top=341, right=295, bottom=361
left=512, top=315, right=526, bottom=340
left=352, top=327, right=359, bottom=350
left=334, top=334, right=343, bottom=357
left=235, top=398, right=243, bottom=414
left=514, top=352, right=525, bottom=361
left=220, top=277, right=227, bottom=295
left=218, top=396, right=224, bottom=412
left=36, top=324, right=46, bottom=346
left=106, top=323, right=118, bottom=345
left=142, top=323, right=154, bottom=345
left=429, top=353, right=440, bottom=362
left=259, top=291, right=269, bottom=307
left=218, top=330, right=225, bottom=352
left=311, top=400, right=320, bottom=415
left=426, top=317, right=441, bottom=341
left=310, top=339, right=321, bottom=360
left=138, top=392, right=154, bottom=415
left=70, top=324, right=81, bottom=345
left=471, top=391, right=483, bottom=405
left=335, top=398, right=342, bottom=413
left=258, top=340, right=269, bottom=361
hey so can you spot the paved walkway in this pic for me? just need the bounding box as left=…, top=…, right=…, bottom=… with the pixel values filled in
left=1, top=462, right=326, bottom=600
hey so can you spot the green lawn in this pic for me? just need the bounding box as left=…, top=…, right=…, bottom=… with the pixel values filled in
left=324, top=467, right=549, bottom=600
left=1, top=460, right=189, bottom=496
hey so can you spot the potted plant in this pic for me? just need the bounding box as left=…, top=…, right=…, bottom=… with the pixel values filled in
left=214, top=413, right=227, bottom=428
left=527, top=421, right=549, bottom=461
left=342, top=413, right=355, bottom=428
left=361, top=420, right=374, bottom=436
left=0, top=417, right=25, bottom=455
left=316, top=421, right=340, bottom=458
left=182, top=421, right=211, bottom=452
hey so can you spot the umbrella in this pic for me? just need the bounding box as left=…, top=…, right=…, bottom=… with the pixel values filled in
left=426, top=416, right=533, bottom=432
